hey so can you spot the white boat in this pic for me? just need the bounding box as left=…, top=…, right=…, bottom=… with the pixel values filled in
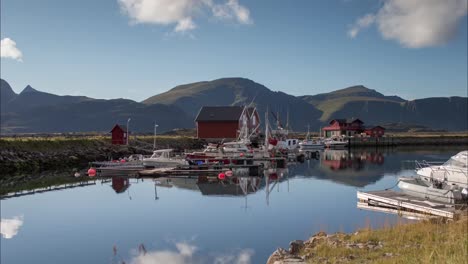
left=396, top=151, right=468, bottom=204
left=298, top=127, right=324, bottom=152
left=398, top=177, right=467, bottom=204
left=143, top=149, right=188, bottom=168
left=324, top=136, right=348, bottom=148
left=416, top=151, right=468, bottom=188
left=222, top=141, right=250, bottom=153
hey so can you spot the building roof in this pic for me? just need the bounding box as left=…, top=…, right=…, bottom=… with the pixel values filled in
left=110, top=124, right=127, bottom=133
left=329, top=118, right=364, bottom=125
left=347, top=118, right=364, bottom=124
left=365, top=125, right=386, bottom=130
left=330, top=119, right=347, bottom=125
left=195, top=106, right=245, bottom=122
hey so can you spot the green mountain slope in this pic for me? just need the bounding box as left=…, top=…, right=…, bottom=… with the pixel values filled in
left=143, top=77, right=323, bottom=131
left=300, top=85, right=405, bottom=122
left=300, top=85, right=467, bottom=130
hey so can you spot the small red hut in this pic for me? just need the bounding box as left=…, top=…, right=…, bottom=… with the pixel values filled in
left=110, top=124, right=128, bottom=145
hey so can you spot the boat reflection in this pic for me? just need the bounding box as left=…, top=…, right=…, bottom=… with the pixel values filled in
left=290, top=149, right=387, bottom=187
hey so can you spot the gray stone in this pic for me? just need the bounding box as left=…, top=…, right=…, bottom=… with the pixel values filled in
left=289, top=240, right=304, bottom=255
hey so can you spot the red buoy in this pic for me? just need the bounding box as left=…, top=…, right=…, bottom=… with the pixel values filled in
left=239, top=153, right=244, bottom=157
left=218, top=173, right=226, bottom=180
left=225, top=170, right=233, bottom=177
left=88, top=168, right=96, bottom=177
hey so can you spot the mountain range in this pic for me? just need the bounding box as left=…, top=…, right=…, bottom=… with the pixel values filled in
left=1, top=78, right=466, bottom=134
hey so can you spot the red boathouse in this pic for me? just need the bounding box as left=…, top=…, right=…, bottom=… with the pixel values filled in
left=195, top=106, right=260, bottom=140
left=110, top=124, right=128, bottom=145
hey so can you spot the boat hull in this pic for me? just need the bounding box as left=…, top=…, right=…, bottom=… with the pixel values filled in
left=398, top=177, right=465, bottom=204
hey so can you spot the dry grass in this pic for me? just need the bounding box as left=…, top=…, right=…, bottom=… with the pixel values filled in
left=304, top=216, right=468, bottom=264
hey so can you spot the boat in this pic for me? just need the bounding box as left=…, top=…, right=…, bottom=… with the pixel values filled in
left=298, top=126, right=324, bottom=153
left=323, top=136, right=348, bottom=148
left=396, top=151, right=468, bottom=204
left=186, top=141, right=254, bottom=161
left=416, top=151, right=468, bottom=188
left=398, top=177, right=467, bottom=204
left=143, top=149, right=188, bottom=168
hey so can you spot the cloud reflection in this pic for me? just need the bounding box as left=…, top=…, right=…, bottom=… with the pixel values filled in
left=1, top=216, right=24, bottom=239
left=128, top=242, right=253, bottom=264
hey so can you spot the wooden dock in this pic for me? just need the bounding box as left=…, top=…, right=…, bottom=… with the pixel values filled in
left=138, top=164, right=260, bottom=177
left=357, top=190, right=455, bottom=219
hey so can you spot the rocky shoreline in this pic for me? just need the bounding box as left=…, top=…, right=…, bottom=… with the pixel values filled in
left=266, top=214, right=467, bottom=264
left=266, top=232, right=388, bottom=264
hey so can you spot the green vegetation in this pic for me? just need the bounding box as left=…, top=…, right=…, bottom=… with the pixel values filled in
left=302, top=216, right=468, bottom=264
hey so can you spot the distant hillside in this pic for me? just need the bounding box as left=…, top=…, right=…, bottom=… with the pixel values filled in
left=143, top=77, right=323, bottom=130
left=1, top=79, right=18, bottom=111
left=2, top=84, right=93, bottom=113
left=0, top=79, right=192, bottom=134
left=300, top=85, right=406, bottom=122
left=1, top=78, right=466, bottom=133
left=300, top=86, right=467, bottom=131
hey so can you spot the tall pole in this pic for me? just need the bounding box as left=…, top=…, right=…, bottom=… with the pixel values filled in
left=153, top=123, right=159, bottom=150
left=126, top=118, right=131, bottom=145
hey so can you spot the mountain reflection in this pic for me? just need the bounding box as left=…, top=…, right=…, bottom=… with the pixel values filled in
left=108, top=149, right=389, bottom=200
left=290, top=149, right=387, bottom=187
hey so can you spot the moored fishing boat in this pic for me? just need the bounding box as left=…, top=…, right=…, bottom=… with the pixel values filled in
left=143, top=149, right=188, bottom=168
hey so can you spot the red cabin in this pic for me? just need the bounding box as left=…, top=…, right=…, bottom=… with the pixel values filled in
left=364, top=126, right=386, bottom=138
left=195, top=106, right=260, bottom=140
left=110, top=124, right=128, bottom=145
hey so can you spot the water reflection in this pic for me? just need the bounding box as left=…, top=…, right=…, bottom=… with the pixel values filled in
left=0, top=216, right=23, bottom=239
left=291, top=149, right=387, bottom=187
left=2, top=148, right=465, bottom=264
left=117, top=241, right=254, bottom=264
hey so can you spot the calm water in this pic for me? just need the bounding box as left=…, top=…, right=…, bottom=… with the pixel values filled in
left=1, top=147, right=464, bottom=264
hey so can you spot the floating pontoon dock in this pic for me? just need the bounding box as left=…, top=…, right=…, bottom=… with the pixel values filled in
left=357, top=190, right=456, bottom=219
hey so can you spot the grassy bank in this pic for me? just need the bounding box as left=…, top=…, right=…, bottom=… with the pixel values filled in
left=270, top=215, right=468, bottom=263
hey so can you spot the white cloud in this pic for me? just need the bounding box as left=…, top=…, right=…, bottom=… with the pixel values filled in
left=214, top=249, right=254, bottom=264
left=127, top=242, right=254, bottom=264
left=211, top=0, right=252, bottom=24
left=0, top=216, right=24, bottom=239
left=175, top=17, right=197, bottom=32
left=348, top=14, right=375, bottom=38
left=348, top=0, right=468, bottom=48
left=1, top=38, right=23, bottom=62
left=118, top=0, right=252, bottom=33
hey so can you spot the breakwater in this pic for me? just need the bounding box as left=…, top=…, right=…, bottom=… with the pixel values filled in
left=348, top=135, right=468, bottom=147
left=0, top=136, right=205, bottom=175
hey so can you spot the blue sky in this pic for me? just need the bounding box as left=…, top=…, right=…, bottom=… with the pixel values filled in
left=1, top=0, right=467, bottom=101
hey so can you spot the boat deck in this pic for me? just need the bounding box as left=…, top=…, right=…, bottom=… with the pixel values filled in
left=357, top=190, right=456, bottom=219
